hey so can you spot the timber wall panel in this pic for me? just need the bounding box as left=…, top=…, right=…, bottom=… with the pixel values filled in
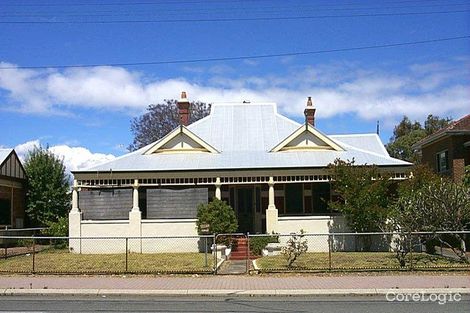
left=146, top=188, right=208, bottom=219
left=79, top=189, right=132, bottom=220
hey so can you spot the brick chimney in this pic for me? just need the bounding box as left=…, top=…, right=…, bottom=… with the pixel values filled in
left=304, top=96, right=316, bottom=126
left=176, top=91, right=191, bottom=126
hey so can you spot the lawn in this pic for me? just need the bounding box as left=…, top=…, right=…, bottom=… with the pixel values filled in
left=255, top=252, right=469, bottom=271
left=0, top=248, right=214, bottom=274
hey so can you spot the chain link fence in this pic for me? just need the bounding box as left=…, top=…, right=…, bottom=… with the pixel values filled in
left=0, top=231, right=468, bottom=274
left=250, top=231, right=470, bottom=273
left=0, top=235, right=215, bottom=274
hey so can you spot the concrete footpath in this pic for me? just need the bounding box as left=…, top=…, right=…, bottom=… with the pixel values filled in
left=0, top=274, right=469, bottom=296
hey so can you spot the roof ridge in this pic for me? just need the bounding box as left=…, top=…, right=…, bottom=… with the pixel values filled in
left=413, top=114, right=470, bottom=149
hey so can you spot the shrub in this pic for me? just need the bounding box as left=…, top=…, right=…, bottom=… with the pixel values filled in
left=249, top=235, right=279, bottom=256
left=196, top=198, right=238, bottom=246
left=281, top=230, right=308, bottom=267
left=41, top=216, right=69, bottom=237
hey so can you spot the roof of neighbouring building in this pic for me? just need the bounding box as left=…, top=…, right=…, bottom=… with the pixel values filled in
left=412, top=114, right=470, bottom=150
left=77, top=102, right=410, bottom=173
left=0, top=149, right=27, bottom=180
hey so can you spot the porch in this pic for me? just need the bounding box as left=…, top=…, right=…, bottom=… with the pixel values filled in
left=69, top=169, right=409, bottom=253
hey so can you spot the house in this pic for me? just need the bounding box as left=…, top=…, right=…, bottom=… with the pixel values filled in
left=69, top=93, right=411, bottom=253
left=412, top=114, right=470, bottom=182
left=0, top=149, right=26, bottom=228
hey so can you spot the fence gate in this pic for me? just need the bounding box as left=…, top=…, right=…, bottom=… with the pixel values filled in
left=215, top=233, right=249, bottom=275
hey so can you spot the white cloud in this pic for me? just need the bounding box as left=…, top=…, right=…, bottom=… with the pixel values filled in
left=1, top=60, right=469, bottom=124
left=48, top=145, right=115, bottom=172
left=13, top=140, right=115, bottom=173
left=14, top=140, right=41, bottom=159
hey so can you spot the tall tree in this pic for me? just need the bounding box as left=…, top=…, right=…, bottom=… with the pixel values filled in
left=424, top=114, right=452, bottom=135
left=386, top=115, right=451, bottom=162
left=129, top=100, right=211, bottom=151
left=24, top=146, right=70, bottom=227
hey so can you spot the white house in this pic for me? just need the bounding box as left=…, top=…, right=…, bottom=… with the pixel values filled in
left=69, top=93, right=411, bottom=253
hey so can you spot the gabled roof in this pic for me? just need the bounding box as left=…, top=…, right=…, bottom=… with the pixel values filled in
left=0, top=149, right=27, bottom=180
left=144, top=125, right=219, bottom=154
left=270, top=124, right=343, bottom=152
left=413, top=114, right=470, bottom=150
left=79, top=103, right=410, bottom=173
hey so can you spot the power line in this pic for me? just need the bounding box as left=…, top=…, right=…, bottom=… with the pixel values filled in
left=0, top=0, right=458, bottom=7
left=2, top=2, right=469, bottom=18
left=1, top=35, right=468, bottom=70
left=1, top=9, right=469, bottom=24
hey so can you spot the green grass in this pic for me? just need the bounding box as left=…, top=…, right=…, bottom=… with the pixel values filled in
left=0, top=249, right=214, bottom=274
left=256, top=252, right=469, bottom=271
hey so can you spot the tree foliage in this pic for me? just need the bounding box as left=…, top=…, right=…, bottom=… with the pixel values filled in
left=24, top=147, right=70, bottom=227
left=196, top=198, right=238, bottom=235
left=390, top=168, right=470, bottom=263
left=129, top=99, right=211, bottom=151
left=386, top=114, right=451, bottom=162
left=463, top=165, right=470, bottom=187
left=328, top=159, right=394, bottom=234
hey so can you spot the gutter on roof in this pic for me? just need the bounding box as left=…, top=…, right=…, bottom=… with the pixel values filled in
left=412, top=130, right=470, bottom=150
left=72, top=163, right=411, bottom=175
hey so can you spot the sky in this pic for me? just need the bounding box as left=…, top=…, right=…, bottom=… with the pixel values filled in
left=0, top=0, right=469, bottom=173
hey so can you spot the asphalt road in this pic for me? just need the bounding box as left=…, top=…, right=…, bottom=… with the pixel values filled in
left=0, top=295, right=468, bottom=313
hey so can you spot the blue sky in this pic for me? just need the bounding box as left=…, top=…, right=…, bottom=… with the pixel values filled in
left=0, top=0, right=469, bottom=171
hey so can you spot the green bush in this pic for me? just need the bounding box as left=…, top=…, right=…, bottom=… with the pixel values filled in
left=249, top=235, right=279, bottom=255
left=196, top=198, right=238, bottom=235
left=41, top=216, right=68, bottom=237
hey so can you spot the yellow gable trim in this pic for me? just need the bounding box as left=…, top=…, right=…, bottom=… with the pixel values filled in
left=270, top=124, right=344, bottom=152
left=144, top=126, right=219, bottom=154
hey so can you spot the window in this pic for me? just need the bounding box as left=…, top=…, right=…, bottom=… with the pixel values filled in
left=312, top=182, right=331, bottom=213
left=436, top=150, right=449, bottom=173
left=0, top=198, right=11, bottom=226
left=285, top=183, right=303, bottom=214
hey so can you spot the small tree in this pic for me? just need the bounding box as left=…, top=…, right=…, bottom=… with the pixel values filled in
left=196, top=198, right=238, bottom=235
left=24, top=147, right=70, bottom=227
left=328, top=159, right=394, bottom=234
left=391, top=170, right=470, bottom=264
left=281, top=230, right=308, bottom=267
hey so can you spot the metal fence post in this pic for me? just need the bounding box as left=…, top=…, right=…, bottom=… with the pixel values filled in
left=125, top=237, right=129, bottom=273
left=409, top=232, right=413, bottom=271
left=32, top=236, right=36, bottom=274
left=328, top=234, right=332, bottom=270
left=216, top=234, right=218, bottom=274
left=246, top=232, right=250, bottom=274
left=204, top=236, right=208, bottom=268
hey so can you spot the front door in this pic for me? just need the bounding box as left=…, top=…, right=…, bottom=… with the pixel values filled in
left=236, top=188, right=253, bottom=233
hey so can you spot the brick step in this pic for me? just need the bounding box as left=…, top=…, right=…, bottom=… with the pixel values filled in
left=232, top=250, right=248, bottom=254
left=230, top=255, right=258, bottom=260
left=232, top=248, right=248, bottom=253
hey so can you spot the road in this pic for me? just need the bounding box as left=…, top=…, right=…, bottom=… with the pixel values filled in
left=0, top=295, right=468, bottom=312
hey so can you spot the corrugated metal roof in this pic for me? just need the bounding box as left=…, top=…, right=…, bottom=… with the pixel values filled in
left=0, top=149, right=12, bottom=165
left=82, top=103, right=410, bottom=172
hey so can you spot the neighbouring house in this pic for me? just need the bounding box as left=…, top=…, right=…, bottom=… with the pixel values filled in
left=69, top=93, right=411, bottom=253
left=0, top=149, right=26, bottom=229
left=412, top=114, right=470, bottom=182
